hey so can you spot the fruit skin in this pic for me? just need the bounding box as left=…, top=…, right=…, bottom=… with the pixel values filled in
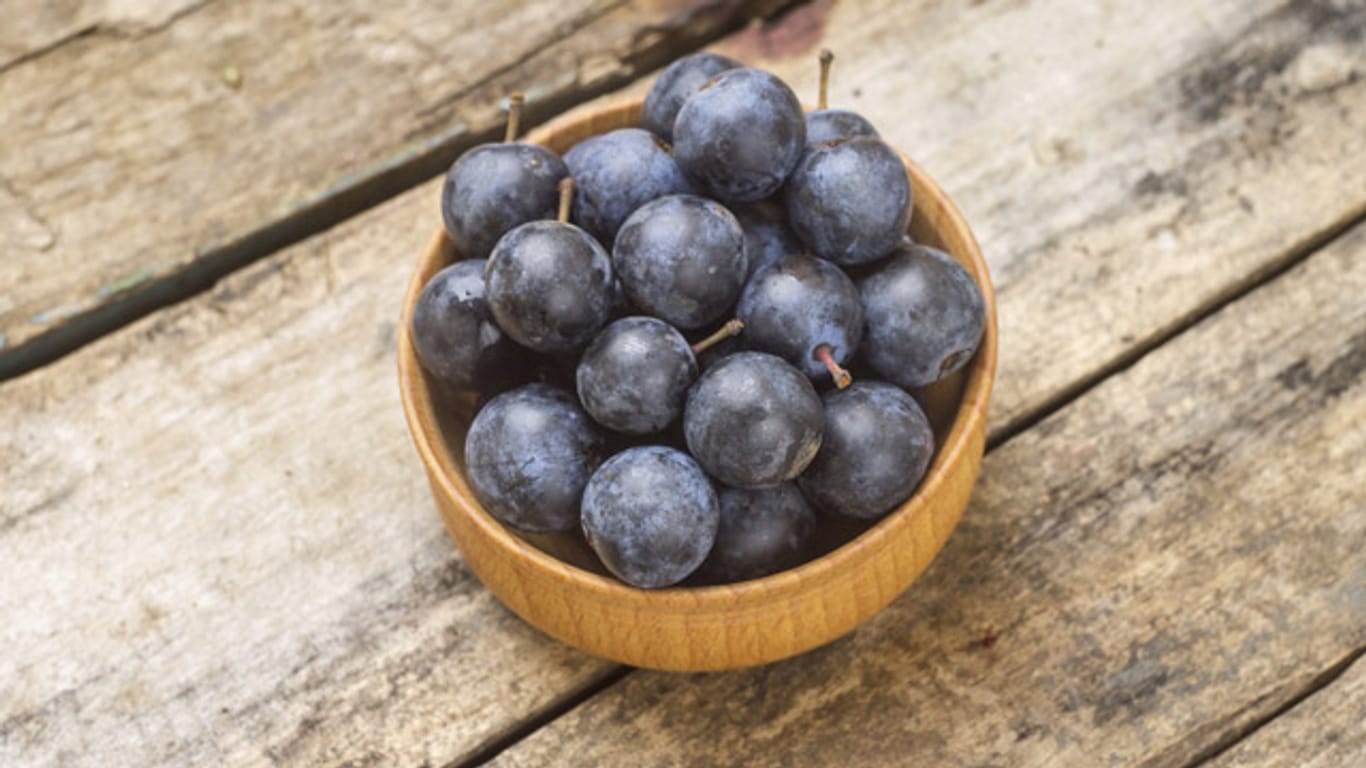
left=465, top=384, right=607, bottom=533
left=737, top=253, right=863, bottom=382
left=441, top=143, right=567, bottom=260
left=564, top=128, right=693, bottom=246
left=858, top=243, right=986, bottom=388
left=576, top=316, right=697, bottom=434
left=485, top=220, right=614, bottom=353
left=805, top=109, right=879, bottom=146
left=581, top=446, right=720, bottom=588
left=730, top=199, right=804, bottom=280
left=673, top=68, right=806, bottom=203
left=411, top=259, right=528, bottom=391
left=613, top=195, right=746, bottom=330
left=798, top=381, right=934, bottom=519
left=698, top=483, right=815, bottom=583
left=684, top=352, right=824, bottom=489
left=784, top=136, right=911, bottom=266
left=642, top=52, right=741, bottom=143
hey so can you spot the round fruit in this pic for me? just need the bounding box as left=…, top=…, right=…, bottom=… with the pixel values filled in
left=441, top=93, right=567, bottom=260
left=805, top=49, right=879, bottom=146
left=673, top=68, right=806, bottom=203
left=642, top=52, right=741, bottom=142
left=698, top=483, right=815, bottom=583
left=807, top=111, right=880, bottom=146
left=410, top=259, right=528, bottom=392
left=784, top=136, right=910, bottom=266
left=613, top=194, right=746, bottom=329
left=798, top=381, right=934, bottom=519
left=581, top=446, right=720, bottom=588
left=859, top=243, right=986, bottom=388
left=684, top=352, right=823, bottom=489
left=730, top=199, right=804, bottom=280
left=564, top=128, right=692, bottom=245
left=465, top=384, right=607, bottom=533
left=576, top=316, right=696, bottom=434
left=485, top=179, right=614, bottom=352
left=737, top=253, right=862, bottom=386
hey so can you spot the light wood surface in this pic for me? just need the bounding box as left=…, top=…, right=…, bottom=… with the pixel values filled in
left=0, top=0, right=202, bottom=71
left=0, top=0, right=785, bottom=371
left=0, top=190, right=614, bottom=767
left=398, top=100, right=997, bottom=671
left=1206, top=657, right=1366, bottom=768
left=2, top=0, right=1363, bottom=764
left=488, top=216, right=1366, bottom=768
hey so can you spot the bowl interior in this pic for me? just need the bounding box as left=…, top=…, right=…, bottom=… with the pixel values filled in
left=399, top=99, right=997, bottom=600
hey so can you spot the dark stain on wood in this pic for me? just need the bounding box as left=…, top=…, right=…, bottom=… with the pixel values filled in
left=721, top=0, right=833, bottom=62
left=1178, top=0, right=1365, bottom=125
left=1134, top=169, right=1190, bottom=199
left=1274, top=329, right=1366, bottom=407
left=1092, top=632, right=1177, bottom=726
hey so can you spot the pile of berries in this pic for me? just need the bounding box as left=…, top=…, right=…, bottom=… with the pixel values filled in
left=412, top=51, right=986, bottom=589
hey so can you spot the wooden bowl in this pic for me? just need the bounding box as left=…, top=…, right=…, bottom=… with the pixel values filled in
left=398, top=99, right=997, bottom=672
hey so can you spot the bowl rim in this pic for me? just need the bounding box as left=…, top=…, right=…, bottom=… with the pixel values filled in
left=397, top=96, right=998, bottom=610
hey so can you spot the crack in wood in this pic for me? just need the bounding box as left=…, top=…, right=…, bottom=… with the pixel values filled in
left=0, top=0, right=807, bottom=383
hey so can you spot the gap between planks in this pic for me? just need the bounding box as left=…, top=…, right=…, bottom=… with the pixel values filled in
left=987, top=200, right=1366, bottom=453
left=0, top=0, right=815, bottom=384
left=1179, top=646, right=1366, bottom=768
left=448, top=210, right=1366, bottom=768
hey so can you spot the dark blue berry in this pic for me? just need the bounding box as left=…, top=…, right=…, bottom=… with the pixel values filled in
left=684, top=352, right=823, bottom=489
left=858, top=243, right=986, bottom=388
left=576, top=316, right=696, bottom=434
left=465, top=384, right=607, bottom=533
left=805, top=50, right=879, bottom=146
left=485, top=219, right=613, bottom=353
left=412, top=259, right=532, bottom=392
left=797, top=381, right=934, bottom=519
left=699, top=483, right=815, bottom=583
left=737, top=254, right=862, bottom=384
left=642, top=52, right=741, bottom=143
left=806, top=110, right=879, bottom=145
left=612, top=194, right=746, bottom=330
left=784, top=136, right=910, bottom=266
left=730, top=199, right=804, bottom=280
left=673, top=68, right=806, bottom=203
left=564, top=128, right=692, bottom=245
left=581, top=446, right=719, bottom=588
left=441, top=95, right=566, bottom=260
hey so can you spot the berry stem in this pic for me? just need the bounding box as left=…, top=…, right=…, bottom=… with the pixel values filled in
left=504, top=92, right=525, bottom=143
left=557, top=177, right=575, bottom=223
left=818, top=49, right=833, bottom=110
left=813, top=343, right=852, bottom=389
left=691, top=318, right=744, bottom=356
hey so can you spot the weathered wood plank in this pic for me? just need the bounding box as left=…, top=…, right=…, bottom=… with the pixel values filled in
left=0, top=185, right=617, bottom=767
left=0, top=0, right=206, bottom=71
left=1205, top=656, right=1366, bottom=768
left=487, top=216, right=1366, bottom=768
left=0, top=0, right=785, bottom=375
left=4, top=0, right=1365, bottom=765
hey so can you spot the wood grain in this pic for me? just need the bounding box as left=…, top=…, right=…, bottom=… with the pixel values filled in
left=487, top=218, right=1366, bottom=768
left=3, top=0, right=1365, bottom=763
left=1205, top=657, right=1366, bottom=768
left=0, top=0, right=206, bottom=71
left=0, top=187, right=616, bottom=768
left=0, top=0, right=785, bottom=373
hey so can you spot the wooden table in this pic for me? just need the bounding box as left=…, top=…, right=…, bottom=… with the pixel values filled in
left=2, top=1, right=1362, bottom=765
